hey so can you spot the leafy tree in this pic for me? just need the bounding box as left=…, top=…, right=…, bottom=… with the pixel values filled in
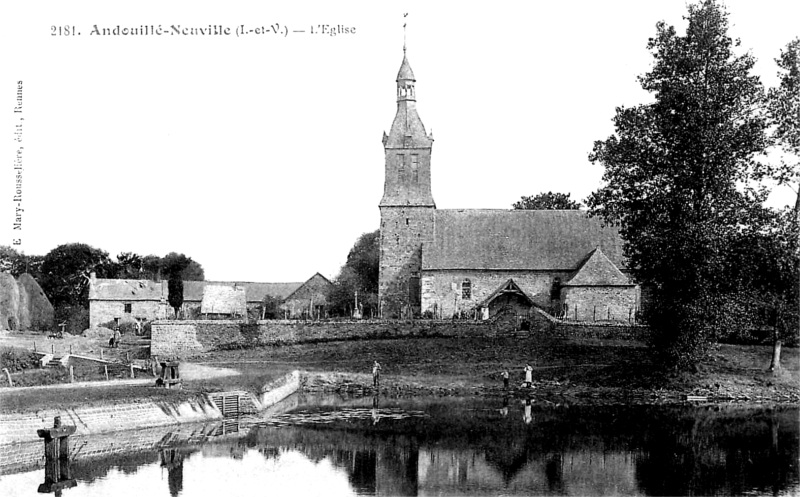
left=765, top=38, right=800, bottom=216
left=763, top=38, right=800, bottom=370
left=512, top=192, right=582, bottom=210
left=41, top=243, right=114, bottom=309
left=0, top=246, right=45, bottom=281
left=161, top=252, right=204, bottom=281
left=587, top=0, right=770, bottom=370
left=168, top=276, right=183, bottom=319
left=141, top=254, right=163, bottom=280
left=260, top=294, right=283, bottom=319
left=328, top=230, right=379, bottom=317
left=114, top=252, right=144, bottom=279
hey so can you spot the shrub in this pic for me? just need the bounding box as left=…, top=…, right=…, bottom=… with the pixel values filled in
left=0, top=347, right=40, bottom=373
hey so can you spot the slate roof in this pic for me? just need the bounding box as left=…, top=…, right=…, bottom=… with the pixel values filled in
left=563, top=247, right=633, bottom=286
left=89, top=279, right=164, bottom=301
left=477, top=279, right=535, bottom=308
left=201, top=285, right=247, bottom=314
left=183, top=281, right=303, bottom=302
left=90, top=279, right=303, bottom=303
left=423, top=209, right=626, bottom=271
left=283, top=273, right=333, bottom=302
left=396, top=53, right=416, bottom=81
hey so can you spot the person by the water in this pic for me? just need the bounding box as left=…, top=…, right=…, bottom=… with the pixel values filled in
left=524, top=363, right=533, bottom=388
left=372, top=361, right=382, bottom=388
left=501, top=369, right=510, bottom=390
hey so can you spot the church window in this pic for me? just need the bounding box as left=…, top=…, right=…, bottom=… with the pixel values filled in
left=462, top=279, right=472, bottom=300
left=398, top=154, right=405, bottom=179
left=124, top=302, right=132, bottom=313
left=406, top=218, right=409, bottom=225
left=411, top=155, right=419, bottom=182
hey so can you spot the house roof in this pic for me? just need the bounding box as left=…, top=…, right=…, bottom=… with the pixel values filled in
left=200, top=285, right=247, bottom=314
left=423, top=209, right=626, bottom=271
left=563, top=247, right=633, bottom=287
left=283, top=272, right=333, bottom=302
left=183, top=281, right=303, bottom=302
left=477, top=279, right=535, bottom=308
left=90, top=279, right=303, bottom=302
left=89, top=279, right=164, bottom=301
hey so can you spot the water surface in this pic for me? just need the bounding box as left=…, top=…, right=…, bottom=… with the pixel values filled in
left=1, top=395, right=797, bottom=496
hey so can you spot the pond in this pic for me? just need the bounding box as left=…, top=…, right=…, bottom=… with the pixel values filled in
left=1, top=395, right=797, bottom=496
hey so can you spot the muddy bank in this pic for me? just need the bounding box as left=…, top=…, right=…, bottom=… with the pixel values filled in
left=302, top=371, right=800, bottom=405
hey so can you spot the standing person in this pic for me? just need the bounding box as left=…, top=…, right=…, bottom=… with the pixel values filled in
left=501, top=369, right=510, bottom=390
left=524, top=364, right=533, bottom=388
left=372, top=361, right=382, bottom=389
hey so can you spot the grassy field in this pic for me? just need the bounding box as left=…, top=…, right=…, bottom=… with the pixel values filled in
left=1, top=334, right=797, bottom=413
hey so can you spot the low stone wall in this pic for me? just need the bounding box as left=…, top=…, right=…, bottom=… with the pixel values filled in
left=151, top=315, right=649, bottom=359
left=151, top=319, right=499, bottom=358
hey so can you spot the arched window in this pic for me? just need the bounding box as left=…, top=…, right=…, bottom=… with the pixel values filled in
left=462, top=279, right=472, bottom=300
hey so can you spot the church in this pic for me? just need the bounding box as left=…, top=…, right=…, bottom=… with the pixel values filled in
left=378, top=48, right=640, bottom=322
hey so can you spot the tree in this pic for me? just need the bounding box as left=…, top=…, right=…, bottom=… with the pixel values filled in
left=41, top=243, right=114, bottom=309
left=168, top=276, right=183, bottom=319
left=587, top=0, right=770, bottom=370
left=141, top=254, right=163, bottom=281
left=765, top=38, right=800, bottom=216
left=763, top=38, right=800, bottom=370
left=114, top=252, right=144, bottom=279
left=161, top=252, right=204, bottom=281
left=512, top=192, right=582, bottom=210
left=328, top=230, right=380, bottom=317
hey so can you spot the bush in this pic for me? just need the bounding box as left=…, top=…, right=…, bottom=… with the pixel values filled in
left=55, top=305, right=89, bottom=334
left=0, top=347, right=40, bottom=373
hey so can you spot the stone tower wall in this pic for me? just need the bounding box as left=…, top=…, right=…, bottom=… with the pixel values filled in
left=379, top=206, right=434, bottom=318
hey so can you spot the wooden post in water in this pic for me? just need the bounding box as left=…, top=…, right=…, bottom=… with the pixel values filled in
left=37, top=416, right=77, bottom=494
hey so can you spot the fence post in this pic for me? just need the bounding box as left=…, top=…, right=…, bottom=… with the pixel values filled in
left=51, top=343, right=55, bottom=354
left=100, top=349, right=103, bottom=360
left=593, top=306, right=596, bottom=322
left=130, top=364, right=135, bottom=379
left=104, top=365, right=109, bottom=381
left=69, top=366, right=74, bottom=383
left=3, top=368, right=12, bottom=387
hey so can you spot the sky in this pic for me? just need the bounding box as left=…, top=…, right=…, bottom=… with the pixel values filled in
left=2, top=0, right=798, bottom=283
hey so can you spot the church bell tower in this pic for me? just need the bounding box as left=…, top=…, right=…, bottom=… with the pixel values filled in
left=378, top=46, right=435, bottom=318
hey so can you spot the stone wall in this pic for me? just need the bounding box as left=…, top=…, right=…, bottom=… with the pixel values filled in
left=151, top=315, right=648, bottom=359
left=89, top=299, right=168, bottom=329
left=151, top=320, right=242, bottom=358
left=421, top=270, right=570, bottom=318
left=561, top=286, right=638, bottom=323
left=0, top=396, right=221, bottom=445
left=379, top=206, right=435, bottom=318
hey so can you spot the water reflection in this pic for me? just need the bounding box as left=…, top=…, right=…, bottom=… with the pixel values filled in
left=0, top=397, right=796, bottom=496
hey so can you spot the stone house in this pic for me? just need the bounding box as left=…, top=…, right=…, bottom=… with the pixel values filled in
left=280, top=273, right=334, bottom=319
left=88, top=274, right=304, bottom=327
left=378, top=49, right=638, bottom=322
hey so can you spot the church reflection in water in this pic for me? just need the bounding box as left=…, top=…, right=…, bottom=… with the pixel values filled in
left=11, top=399, right=799, bottom=497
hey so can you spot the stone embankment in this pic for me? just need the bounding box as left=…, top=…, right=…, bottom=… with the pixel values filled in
left=0, top=371, right=301, bottom=445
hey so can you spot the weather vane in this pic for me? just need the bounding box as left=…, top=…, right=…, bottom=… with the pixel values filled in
left=403, top=13, right=408, bottom=53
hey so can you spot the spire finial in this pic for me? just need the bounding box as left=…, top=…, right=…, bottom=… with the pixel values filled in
left=403, top=13, right=408, bottom=53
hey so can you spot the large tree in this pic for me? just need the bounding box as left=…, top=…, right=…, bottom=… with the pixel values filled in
left=765, top=38, right=800, bottom=216
left=40, top=243, right=114, bottom=309
left=512, top=192, right=582, bottom=210
left=328, top=230, right=379, bottom=317
left=587, top=0, right=770, bottom=370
